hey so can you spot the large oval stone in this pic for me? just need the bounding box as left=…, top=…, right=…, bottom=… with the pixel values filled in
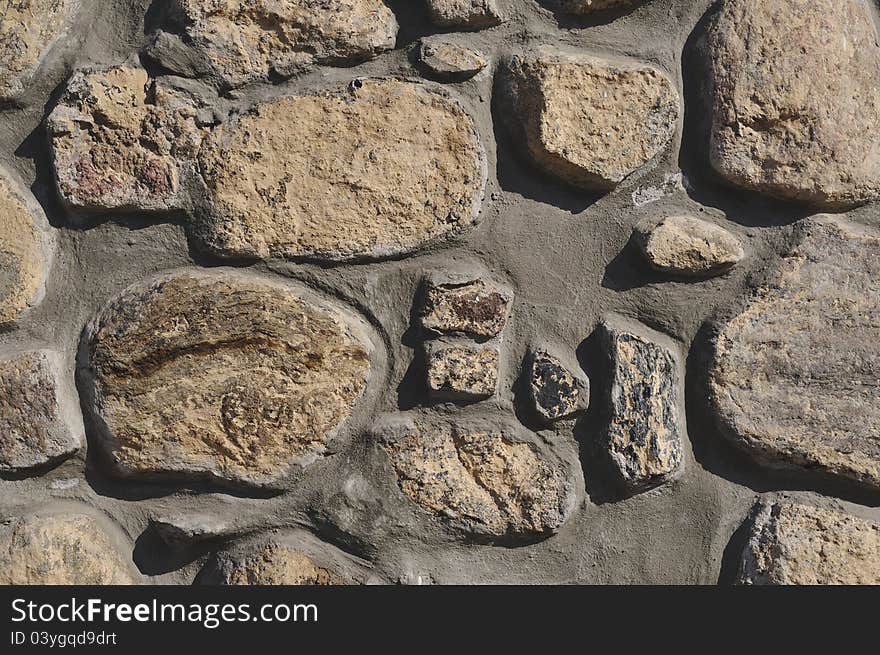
left=81, top=270, right=373, bottom=488
left=194, top=78, right=486, bottom=261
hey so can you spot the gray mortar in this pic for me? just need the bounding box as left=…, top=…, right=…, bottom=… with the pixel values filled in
left=1, top=0, right=878, bottom=585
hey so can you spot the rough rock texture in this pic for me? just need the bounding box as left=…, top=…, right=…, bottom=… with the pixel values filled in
left=47, top=66, right=205, bottom=212
left=0, top=512, right=136, bottom=584
left=551, top=0, right=645, bottom=14
left=0, top=350, right=81, bottom=471
left=499, top=50, right=679, bottom=191
left=426, top=0, right=503, bottom=30
left=0, top=0, right=77, bottom=101
left=417, top=37, right=488, bottom=82
left=601, top=319, right=682, bottom=490
left=378, top=417, right=571, bottom=539
left=705, top=0, right=880, bottom=208
left=419, top=275, right=511, bottom=339
left=738, top=501, right=880, bottom=585
left=195, top=78, right=486, bottom=261
left=526, top=348, right=588, bottom=423
left=81, top=269, right=373, bottom=488
left=151, top=513, right=235, bottom=547
left=164, top=0, right=398, bottom=89
left=633, top=215, right=744, bottom=277
left=201, top=542, right=346, bottom=585
left=425, top=341, right=499, bottom=401
left=709, top=217, right=880, bottom=490
left=0, top=170, right=51, bottom=325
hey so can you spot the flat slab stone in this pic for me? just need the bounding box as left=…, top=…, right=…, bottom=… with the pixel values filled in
left=418, top=274, right=511, bottom=339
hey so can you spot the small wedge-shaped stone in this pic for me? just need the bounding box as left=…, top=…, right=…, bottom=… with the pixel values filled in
left=600, top=318, right=682, bottom=490
left=526, top=348, right=589, bottom=423
left=162, top=0, right=398, bottom=89
left=705, top=0, right=880, bottom=208
left=709, top=217, right=880, bottom=490
left=418, top=274, right=511, bottom=339
left=738, top=501, right=880, bottom=585
left=0, top=350, right=82, bottom=472
left=426, top=0, right=503, bottom=30
left=633, top=215, right=744, bottom=277
left=80, top=269, right=373, bottom=488
left=194, top=78, right=486, bottom=261
left=498, top=49, right=679, bottom=191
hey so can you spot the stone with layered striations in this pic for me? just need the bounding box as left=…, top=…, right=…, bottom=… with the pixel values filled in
left=424, top=341, right=499, bottom=401
left=418, top=274, right=511, bottom=339
left=194, top=78, right=486, bottom=261
left=80, top=269, right=373, bottom=488
left=633, top=215, right=744, bottom=277
left=498, top=49, right=679, bottom=191
left=709, top=216, right=880, bottom=490
left=426, top=0, right=503, bottom=30
left=738, top=501, right=880, bottom=585
left=200, top=542, right=346, bottom=585
left=705, top=0, right=880, bottom=208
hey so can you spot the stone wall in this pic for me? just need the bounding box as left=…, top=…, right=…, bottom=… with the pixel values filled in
left=0, top=0, right=878, bottom=585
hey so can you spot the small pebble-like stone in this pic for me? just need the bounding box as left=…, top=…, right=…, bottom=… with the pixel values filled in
left=425, top=341, right=499, bottom=401
left=738, top=501, right=880, bottom=585
left=200, top=542, right=347, bottom=585
left=526, top=348, right=589, bottom=422
left=633, top=215, right=744, bottom=277
left=426, top=0, right=503, bottom=30
left=418, top=274, right=511, bottom=339
left=416, top=37, right=489, bottom=82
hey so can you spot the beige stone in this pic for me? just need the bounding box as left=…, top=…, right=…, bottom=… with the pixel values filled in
left=82, top=269, right=373, bottom=488
left=425, top=341, right=499, bottom=401
left=418, top=275, right=511, bottom=339
left=203, top=542, right=346, bottom=585
left=705, top=0, right=880, bottom=208
left=739, top=501, right=880, bottom=585
left=709, top=217, right=880, bottom=489
left=0, top=350, right=82, bottom=471
left=426, top=0, right=503, bottom=30
left=417, top=37, right=488, bottom=82
left=0, top=170, right=51, bottom=325
left=169, top=0, right=398, bottom=89
left=0, top=0, right=77, bottom=100
left=499, top=49, right=679, bottom=191
left=633, top=215, right=744, bottom=277
left=47, top=66, right=205, bottom=212
left=0, top=512, right=137, bottom=584
left=378, top=417, right=572, bottom=538
left=195, top=78, right=486, bottom=261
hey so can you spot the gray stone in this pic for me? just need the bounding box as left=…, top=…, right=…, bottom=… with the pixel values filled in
left=424, top=341, right=499, bottom=401
left=417, top=37, right=489, bottom=82
left=633, top=215, right=744, bottom=277
left=151, top=513, right=236, bottom=548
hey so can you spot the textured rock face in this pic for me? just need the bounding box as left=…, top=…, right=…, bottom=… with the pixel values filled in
left=0, top=170, right=51, bottom=325
left=47, top=66, right=204, bottom=212
left=739, top=501, right=880, bottom=585
left=0, top=513, right=136, bottom=584
left=0, top=0, right=77, bottom=100
left=195, top=78, right=486, bottom=261
left=426, top=0, right=503, bottom=30
left=378, top=418, right=572, bottom=539
left=705, top=0, right=880, bottom=208
left=499, top=50, right=679, bottom=191
left=81, top=270, right=373, bottom=488
left=202, top=542, right=346, bottom=585
left=709, top=217, right=880, bottom=490
left=419, top=276, right=511, bottom=339
left=417, top=37, right=488, bottom=82
left=151, top=513, right=234, bottom=547
left=633, top=215, right=743, bottom=277
left=601, top=320, right=682, bottom=490
left=552, top=0, right=644, bottom=13
left=0, top=350, right=81, bottom=471
left=425, top=341, right=499, bottom=401
left=167, top=0, right=398, bottom=89
left=527, top=349, right=588, bottom=423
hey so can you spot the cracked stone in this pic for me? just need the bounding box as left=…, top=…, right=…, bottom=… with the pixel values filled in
left=425, top=341, right=499, bottom=401
left=526, top=348, right=588, bottom=423
left=633, top=215, right=744, bottom=277
left=426, top=0, right=503, bottom=30
left=418, top=274, right=511, bottom=339
left=416, top=36, right=488, bottom=82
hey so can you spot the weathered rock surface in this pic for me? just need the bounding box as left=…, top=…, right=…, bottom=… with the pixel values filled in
left=526, top=348, right=588, bottom=423
left=81, top=269, right=373, bottom=488
left=550, top=0, right=645, bottom=14
left=601, top=319, right=682, bottom=490
left=705, top=0, right=880, bottom=208
left=417, top=37, right=488, bottom=82
left=499, top=50, right=679, bottom=191
left=151, top=513, right=235, bottom=547
left=47, top=66, right=205, bottom=212
left=377, top=417, right=572, bottom=539
left=425, top=341, right=499, bottom=401
left=738, top=501, right=880, bottom=585
left=0, top=512, right=136, bottom=584
left=163, top=0, right=398, bottom=89
left=195, top=78, right=486, bottom=261
left=0, top=170, right=51, bottom=325
left=426, top=0, right=503, bottom=30
left=709, top=217, right=880, bottom=489
left=0, top=0, right=77, bottom=101
left=0, top=350, right=81, bottom=472
left=633, top=215, right=744, bottom=277
left=201, top=542, right=347, bottom=585
left=418, top=275, right=511, bottom=339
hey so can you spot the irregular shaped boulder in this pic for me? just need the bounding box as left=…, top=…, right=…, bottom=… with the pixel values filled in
left=426, top=0, right=503, bottom=30
left=425, top=341, right=499, bottom=401
left=709, top=217, right=880, bottom=489
left=200, top=542, right=346, bottom=585
left=633, top=215, right=743, bottom=277
left=498, top=50, right=679, bottom=191
left=418, top=274, right=511, bottom=339
left=80, top=269, right=373, bottom=488
left=526, top=348, right=588, bottom=423
left=194, top=78, right=486, bottom=261
left=416, top=37, right=488, bottom=82
left=0, top=350, right=82, bottom=472
left=738, top=501, right=880, bottom=585
left=705, top=0, right=880, bottom=208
